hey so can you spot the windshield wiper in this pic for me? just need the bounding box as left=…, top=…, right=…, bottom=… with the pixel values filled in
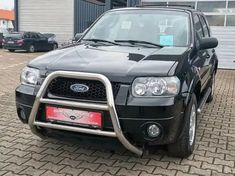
left=114, top=40, right=163, bottom=48
left=83, top=39, right=120, bottom=46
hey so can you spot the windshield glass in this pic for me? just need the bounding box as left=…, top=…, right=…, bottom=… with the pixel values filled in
left=5, top=33, right=23, bottom=39
left=83, top=9, right=190, bottom=47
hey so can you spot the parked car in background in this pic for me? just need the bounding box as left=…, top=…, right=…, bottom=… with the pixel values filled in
left=3, top=32, right=58, bottom=52
left=43, top=33, right=58, bottom=47
left=0, top=33, right=3, bottom=48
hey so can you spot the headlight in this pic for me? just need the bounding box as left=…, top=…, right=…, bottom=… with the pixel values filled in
left=132, top=77, right=180, bottom=97
left=21, top=67, right=40, bottom=85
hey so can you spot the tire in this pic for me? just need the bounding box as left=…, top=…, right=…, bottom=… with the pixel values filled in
left=52, top=44, right=58, bottom=50
left=28, top=45, right=35, bottom=53
left=8, top=49, right=15, bottom=52
left=168, top=93, right=197, bottom=158
left=206, top=72, right=215, bottom=103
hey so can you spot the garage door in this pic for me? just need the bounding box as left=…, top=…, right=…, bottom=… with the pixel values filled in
left=18, top=0, right=74, bottom=44
left=211, top=26, right=235, bottom=69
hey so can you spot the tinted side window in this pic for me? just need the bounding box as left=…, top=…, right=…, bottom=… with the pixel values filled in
left=31, top=33, right=37, bottom=39
left=37, top=33, right=45, bottom=38
left=23, top=33, right=30, bottom=39
left=194, top=14, right=204, bottom=38
left=200, top=15, right=210, bottom=37
left=35, top=33, right=43, bottom=39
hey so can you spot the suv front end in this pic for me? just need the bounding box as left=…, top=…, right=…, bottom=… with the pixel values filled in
left=16, top=7, right=210, bottom=157
left=16, top=64, right=187, bottom=156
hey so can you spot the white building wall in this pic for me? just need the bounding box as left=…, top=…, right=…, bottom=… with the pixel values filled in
left=18, top=0, right=74, bottom=44
left=211, top=26, right=235, bottom=69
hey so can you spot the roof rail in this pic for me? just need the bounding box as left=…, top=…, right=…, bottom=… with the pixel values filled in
left=136, top=4, right=195, bottom=9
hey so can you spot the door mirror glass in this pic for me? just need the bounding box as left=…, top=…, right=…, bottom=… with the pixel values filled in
left=73, top=28, right=89, bottom=42
left=199, top=37, right=218, bottom=50
left=73, top=33, right=83, bottom=42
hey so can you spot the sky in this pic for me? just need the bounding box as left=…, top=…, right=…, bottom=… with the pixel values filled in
left=0, top=0, right=14, bottom=10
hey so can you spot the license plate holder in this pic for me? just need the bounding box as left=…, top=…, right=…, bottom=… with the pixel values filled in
left=45, top=106, right=102, bottom=128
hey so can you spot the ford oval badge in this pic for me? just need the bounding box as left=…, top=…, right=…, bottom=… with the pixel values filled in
left=70, top=84, right=89, bottom=93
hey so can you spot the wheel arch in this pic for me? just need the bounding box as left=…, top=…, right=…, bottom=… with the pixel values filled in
left=185, top=75, right=201, bottom=106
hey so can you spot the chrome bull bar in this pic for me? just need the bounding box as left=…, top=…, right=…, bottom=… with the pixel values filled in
left=28, top=71, right=143, bottom=156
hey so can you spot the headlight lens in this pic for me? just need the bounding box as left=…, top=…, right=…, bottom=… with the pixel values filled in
left=21, top=67, right=40, bottom=85
left=132, top=77, right=180, bottom=97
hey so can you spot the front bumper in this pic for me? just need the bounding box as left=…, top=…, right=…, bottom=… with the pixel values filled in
left=4, top=44, right=27, bottom=50
left=16, top=71, right=186, bottom=155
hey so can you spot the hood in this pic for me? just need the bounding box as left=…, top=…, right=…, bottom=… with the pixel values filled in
left=29, top=44, right=189, bottom=83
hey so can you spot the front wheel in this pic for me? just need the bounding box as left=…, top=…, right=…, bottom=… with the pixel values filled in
left=52, top=44, right=58, bottom=50
left=28, top=45, right=35, bottom=53
left=167, top=94, right=197, bottom=158
left=8, top=49, right=15, bottom=52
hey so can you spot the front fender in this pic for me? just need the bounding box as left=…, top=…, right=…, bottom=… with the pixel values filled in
left=182, top=65, right=201, bottom=106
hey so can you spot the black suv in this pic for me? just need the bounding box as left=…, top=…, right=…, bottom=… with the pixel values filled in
left=3, top=32, right=58, bottom=52
left=15, top=6, right=218, bottom=157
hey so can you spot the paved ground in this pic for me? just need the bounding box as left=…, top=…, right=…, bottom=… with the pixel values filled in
left=0, top=49, right=234, bottom=176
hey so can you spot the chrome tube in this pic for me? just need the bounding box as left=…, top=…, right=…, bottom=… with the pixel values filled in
left=28, top=71, right=143, bottom=156
left=40, top=98, right=109, bottom=111
left=34, top=121, right=116, bottom=137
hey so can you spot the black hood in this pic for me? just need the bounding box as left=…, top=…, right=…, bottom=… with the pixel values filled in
left=28, top=44, right=189, bottom=83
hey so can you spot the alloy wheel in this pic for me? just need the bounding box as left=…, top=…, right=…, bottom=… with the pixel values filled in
left=189, top=104, right=196, bottom=146
left=211, top=73, right=215, bottom=97
left=29, top=45, right=35, bottom=52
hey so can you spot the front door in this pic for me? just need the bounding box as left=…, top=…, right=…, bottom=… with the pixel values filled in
left=35, top=33, right=48, bottom=51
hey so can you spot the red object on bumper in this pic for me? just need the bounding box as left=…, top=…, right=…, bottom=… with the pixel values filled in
left=46, top=106, right=102, bottom=128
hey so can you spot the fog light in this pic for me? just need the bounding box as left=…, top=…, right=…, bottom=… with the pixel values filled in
left=147, top=124, right=160, bottom=138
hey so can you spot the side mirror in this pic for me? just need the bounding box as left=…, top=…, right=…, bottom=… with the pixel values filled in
left=74, top=33, right=83, bottom=42
left=199, top=37, right=218, bottom=50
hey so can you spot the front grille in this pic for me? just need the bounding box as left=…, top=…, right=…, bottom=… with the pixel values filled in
left=47, top=77, right=120, bottom=101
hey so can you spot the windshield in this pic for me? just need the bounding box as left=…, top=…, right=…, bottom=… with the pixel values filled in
left=4, top=33, right=23, bottom=39
left=83, top=9, right=190, bottom=47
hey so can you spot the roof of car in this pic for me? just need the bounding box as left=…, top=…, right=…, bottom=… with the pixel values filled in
left=110, top=6, right=199, bottom=13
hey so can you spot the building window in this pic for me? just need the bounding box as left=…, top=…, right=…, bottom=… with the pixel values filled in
left=168, top=1, right=195, bottom=8
left=226, top=15, right=235, bottom=26
left=142, top=2, right=167, bottom=5
left=228, top=1, right=235, bottom=12
left=85, top=0, right=105, bottom=6
left=197, top=1, right=226, bottom=13
left=206, top=15, right=225, bottom=26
